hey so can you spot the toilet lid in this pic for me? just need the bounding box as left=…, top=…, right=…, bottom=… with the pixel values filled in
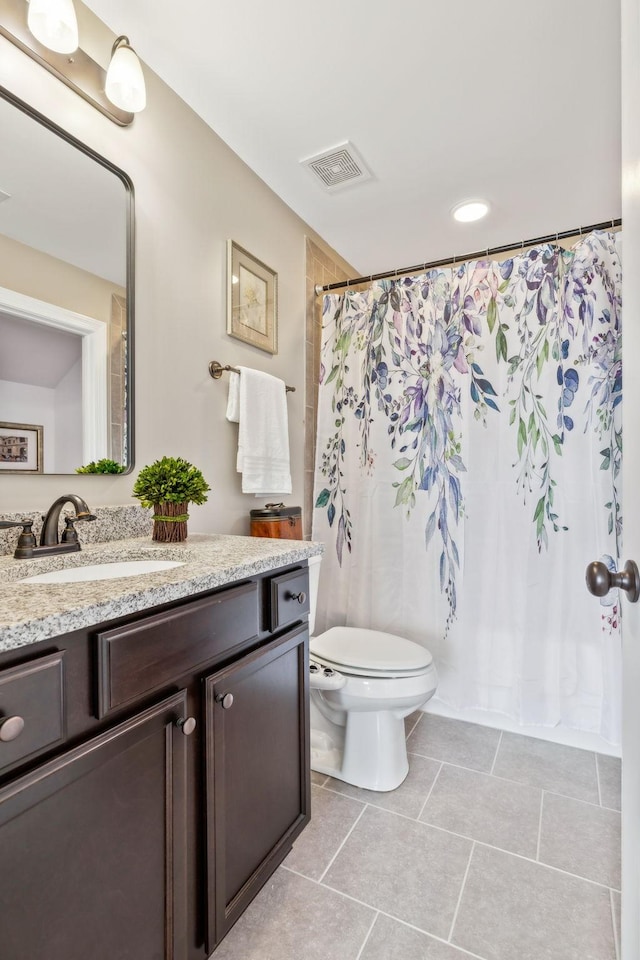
left=310, top=626, right=432, bottom=677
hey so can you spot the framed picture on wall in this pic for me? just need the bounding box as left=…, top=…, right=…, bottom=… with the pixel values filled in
left=227, top=240, right=278, bottom=354
left=0, top=421, right=43, bottom=473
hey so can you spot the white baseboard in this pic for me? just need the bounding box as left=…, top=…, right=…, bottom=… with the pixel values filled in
left=422, top=698, right=621, bottom=758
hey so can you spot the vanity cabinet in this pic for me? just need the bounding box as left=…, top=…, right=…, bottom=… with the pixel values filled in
left=0, top=690, right=189, bottom=960
left=205, top=624, right=309, bottom=947
left=0, top=561, right=311, bottom=960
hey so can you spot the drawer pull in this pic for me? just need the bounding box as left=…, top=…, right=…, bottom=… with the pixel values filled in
left=289, top=591, right=307, bottom=605
left=0, top=716, right=25, bottom=742
left=175, top=716, right=197, bottom=736
left=215, top=693, right=234, bottom=710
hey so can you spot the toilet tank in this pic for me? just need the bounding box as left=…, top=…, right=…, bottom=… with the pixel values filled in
left=307, top=554, right=322, bottom=636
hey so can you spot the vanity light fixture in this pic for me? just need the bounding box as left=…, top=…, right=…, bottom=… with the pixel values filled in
left=452, top=199, right=490, bottom=223
left=27, top=0, right=78, bottom=54
left=105, top=36, right=146, bottom=114
left=0, top=0, right=143, bottom=125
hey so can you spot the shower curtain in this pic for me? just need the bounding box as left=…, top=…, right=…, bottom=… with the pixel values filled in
left=312, top=231, right=622, bottom=744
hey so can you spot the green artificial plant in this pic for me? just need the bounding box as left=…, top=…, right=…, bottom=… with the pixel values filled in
left=76, top=458, right=126, bottom=474
left=132, top=456, right=210, bottom=508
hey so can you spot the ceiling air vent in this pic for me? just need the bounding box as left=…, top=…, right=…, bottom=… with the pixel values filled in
left=301, top=142, right=372, bottom=193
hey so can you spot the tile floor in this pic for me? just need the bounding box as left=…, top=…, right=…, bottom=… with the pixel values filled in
left=213, top=713, right=622, bottom=960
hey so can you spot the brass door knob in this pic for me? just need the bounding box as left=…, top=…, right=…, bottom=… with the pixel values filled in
left=175, top=716, right=196, bottom=736
left=215, top=693, right=234, bottom=710
left=586, top=560, right=640, bottom=603
left=0, top=716, right=25, bottom=742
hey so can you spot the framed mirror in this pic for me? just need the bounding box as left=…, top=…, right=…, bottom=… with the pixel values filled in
left=0, top=84, right=134, bottom=475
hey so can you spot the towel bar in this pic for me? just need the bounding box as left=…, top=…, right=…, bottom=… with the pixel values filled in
left=209, top=360, right=295, bottom=393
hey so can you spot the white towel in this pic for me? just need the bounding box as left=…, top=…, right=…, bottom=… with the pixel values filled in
left=226, top=366, right=292, bottom=496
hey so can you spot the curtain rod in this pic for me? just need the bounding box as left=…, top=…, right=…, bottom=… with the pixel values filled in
left=314, top=218, right=622, bottom=295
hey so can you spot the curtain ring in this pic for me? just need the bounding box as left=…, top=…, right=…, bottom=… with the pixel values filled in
left=611, top=218, right=615, bottom=229
left=579, top=226, right=583, bottom=237
left=521, top=240, right=525, bottom=252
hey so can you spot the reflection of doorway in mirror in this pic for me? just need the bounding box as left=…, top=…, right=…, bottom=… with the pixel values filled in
left=0, top=286, right=107, bottom=472
left=238, top=265, right=268, bottom=335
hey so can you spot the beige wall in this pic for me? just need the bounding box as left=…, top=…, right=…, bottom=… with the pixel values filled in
left=0, top=4, right=349, bottom=534
left=0, top=233, right=125, bottom=325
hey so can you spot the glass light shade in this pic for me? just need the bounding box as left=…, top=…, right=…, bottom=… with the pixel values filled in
left=105, top=41, right=146, bottom=113
left=27, top=0, right=79, bottom=54
left=452, top=200, right=490, bottom=223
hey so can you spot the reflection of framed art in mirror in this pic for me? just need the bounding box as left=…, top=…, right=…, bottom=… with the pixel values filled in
left=0, top=421, right=43, bottom=473
left=227, top=240, right=277, bottom=354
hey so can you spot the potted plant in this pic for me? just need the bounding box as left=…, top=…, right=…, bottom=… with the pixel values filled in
left=76, top=458, right=126, bottom=474
left=132, top=456, right=210, bottom=542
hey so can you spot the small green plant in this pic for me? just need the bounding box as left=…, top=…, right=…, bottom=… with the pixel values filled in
left=76, top=458, right=126, bottom=474
left=132, top=456, right=210, bottom=508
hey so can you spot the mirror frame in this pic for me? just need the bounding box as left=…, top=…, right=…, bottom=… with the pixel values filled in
left=0, top=82, right=135, bottom=474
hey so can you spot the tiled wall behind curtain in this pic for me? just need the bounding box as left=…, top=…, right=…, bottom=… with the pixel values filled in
left=304, top=238, right=350, bottom=539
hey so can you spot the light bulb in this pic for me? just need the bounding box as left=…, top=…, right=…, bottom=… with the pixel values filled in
left=105, top=36, right=146, bottom=113
left=27, top=0, right=79, bottom=54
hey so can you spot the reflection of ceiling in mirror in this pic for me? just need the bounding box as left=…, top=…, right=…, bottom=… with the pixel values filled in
left=0, top=311, right=82, bottom=387
left=0, top=97, right=127, bottom=286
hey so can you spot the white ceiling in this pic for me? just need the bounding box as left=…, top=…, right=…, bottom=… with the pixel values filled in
left=83, top=0, right=621, bottom=276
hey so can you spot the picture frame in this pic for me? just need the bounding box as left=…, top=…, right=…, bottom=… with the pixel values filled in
left=227, top=240, right=278, bottom=354
left=0, top=421, right=43, bottom=473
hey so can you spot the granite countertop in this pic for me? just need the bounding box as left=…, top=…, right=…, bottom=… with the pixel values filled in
left=0, top=534, right=323, bottom=653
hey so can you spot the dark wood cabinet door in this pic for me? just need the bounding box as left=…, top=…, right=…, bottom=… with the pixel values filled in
left=204, top=624, right=310, bottom=948
left=0, top=689, right=190, bottom=960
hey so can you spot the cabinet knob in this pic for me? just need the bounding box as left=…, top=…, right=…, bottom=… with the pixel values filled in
left=175, top=716, right=196, bottom=736
left=289, top=591, right=307, bottom=605
left=215, top=693, right=234, bottom=710
left=0, top=716, right=25, bottom=742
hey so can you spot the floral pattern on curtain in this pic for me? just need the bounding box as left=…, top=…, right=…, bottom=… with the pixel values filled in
left=312, top=231, right=622, bottom=741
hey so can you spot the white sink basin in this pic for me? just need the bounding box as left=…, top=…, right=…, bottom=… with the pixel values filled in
left=18, top=559, right=185, bottom=584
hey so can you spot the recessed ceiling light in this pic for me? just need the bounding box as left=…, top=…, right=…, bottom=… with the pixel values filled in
left=452, top=200, right=490, bottom=223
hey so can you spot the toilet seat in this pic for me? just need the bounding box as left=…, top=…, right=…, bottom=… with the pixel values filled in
left=310, top=626, right=432, bottom=679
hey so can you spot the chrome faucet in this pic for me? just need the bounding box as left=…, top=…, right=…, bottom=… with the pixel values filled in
left=38, top=494, right=97, bottom=556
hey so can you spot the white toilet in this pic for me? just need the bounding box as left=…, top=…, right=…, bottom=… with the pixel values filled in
left=307, top=554, right=438, bottom=792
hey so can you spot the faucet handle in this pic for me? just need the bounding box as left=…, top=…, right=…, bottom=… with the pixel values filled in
left=61, top=517, right=79, bottom=545
left=1, top=519, right=38, bottom=559
left=0, top=518, right=32, bottom=530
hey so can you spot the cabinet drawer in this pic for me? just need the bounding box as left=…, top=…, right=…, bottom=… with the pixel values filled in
left=96, top=581, right=259, bottom=718
left=0, top=651, right=65, bottom=774
left=269, top=568, right=310, bottom=632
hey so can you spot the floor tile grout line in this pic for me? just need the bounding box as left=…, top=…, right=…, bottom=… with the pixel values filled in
left=400, top=750, right=613, bottom=810
left=295, top=870, right=489, bottom=960
left=489, top=730, right=503, bottom=775
left=536, top=790, right=545, bottom=862
left=405, top=713, right=422, bottom=740
left=317, top=763, right=619, bottom=816
left=610, top=888, right=620, bottom=960
left=447, top=841, right=475, bottom=942
left=310, top=788, right=619, bottom=892
left=354, top=911, right=379, bottom=960
left=317, top=802, right=368, bottom=884
left=282, top=862, right=616, bottom=959
left=305, top=790, right=620, bottom=892
left=416, top=761, right=444, bottom=821
left=595, top=752, right=603, bottom=806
